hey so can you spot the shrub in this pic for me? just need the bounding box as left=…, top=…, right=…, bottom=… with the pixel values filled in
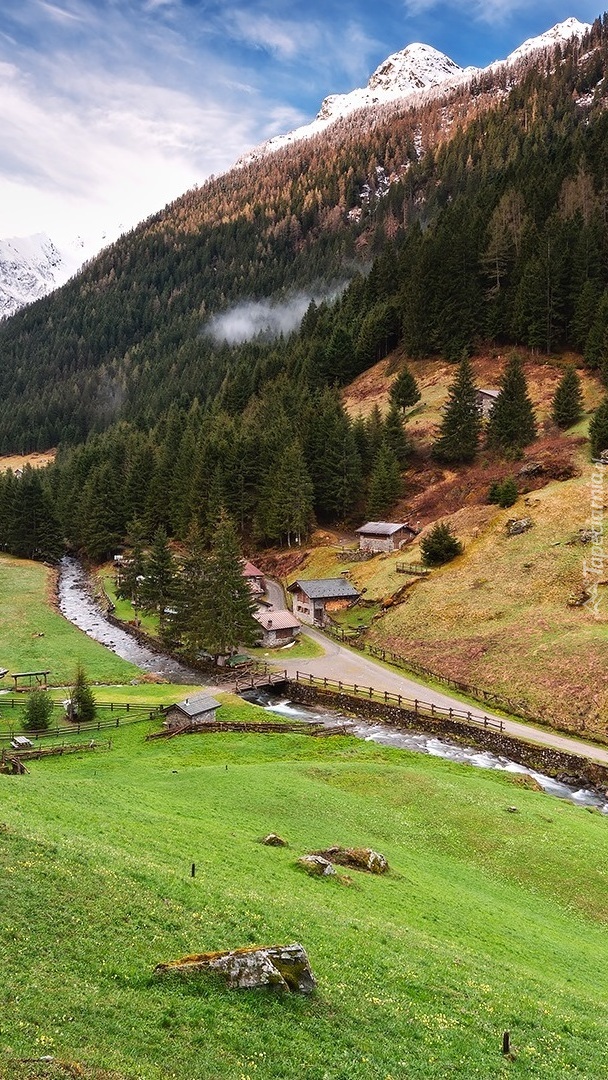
left=488, top=477, right=518, bottom=507
left=22, top=689, right=54, bottom=732
left=67, top=662, right=96, bottom=723
left=420, top=522, right=463, bottom=566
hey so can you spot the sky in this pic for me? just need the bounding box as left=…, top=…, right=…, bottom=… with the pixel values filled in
left=0, top=0, right=602, bottom=249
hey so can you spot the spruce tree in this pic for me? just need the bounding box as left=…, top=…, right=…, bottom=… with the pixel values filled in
left=432, top=356, right=481, bottom=464
left=420, top=522, right=463, bottom=566
left=198, top=510, right=259, bottom=662
left=486, top=353, right=536, bottom=454
left=22, top=689, right=54, bottom=732
left=67, top=663, right=96, bottom=723
left=551, top=366, right=584, bottom=428
left=366, top=442, right=402, bottom=519
left=589, top=397, right=608, bottom=459
left=389, top=364, right=421, bottom=413
left=383, top=405, right=411, bottom=468
left=140, top=526, right=177, bottom=634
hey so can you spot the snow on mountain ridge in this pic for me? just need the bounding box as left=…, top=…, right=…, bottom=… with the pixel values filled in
left=239, top=18, right=591, bottom=166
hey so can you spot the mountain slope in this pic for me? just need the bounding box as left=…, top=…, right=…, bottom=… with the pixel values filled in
left=0, top=19, right=606, bottom=453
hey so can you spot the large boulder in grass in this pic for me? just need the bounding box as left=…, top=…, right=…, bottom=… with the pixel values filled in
left=297, top=854, right=336, bottom=877
left=313, top=846, right=389, bottom=874
left=155, top=943, right=316, bottom=993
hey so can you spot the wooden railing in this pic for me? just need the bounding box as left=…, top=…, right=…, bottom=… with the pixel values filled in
left=291, top=671, right=504, bottom=732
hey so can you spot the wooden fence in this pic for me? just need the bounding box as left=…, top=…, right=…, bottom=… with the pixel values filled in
left=0, top=702, right=160, bottom=744
left=292, top=671, right=504, bottom=732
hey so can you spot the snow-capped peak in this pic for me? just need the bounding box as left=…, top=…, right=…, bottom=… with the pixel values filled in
left=503, top=18, right=591, bottom=66
left=238, top=16, right=591, bottom=167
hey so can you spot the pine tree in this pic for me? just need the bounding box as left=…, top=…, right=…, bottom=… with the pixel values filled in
left=589, top=397, right=608, bottom=459
left=118, top=518, right=147, bottom=606
left=551, top=366, right=584, bottom=428
left=140, top=526, right=177, bottom=634
left=255, top=440, right=314, bottom=546
left=22, top=689, right=54, bottom=732
left=67, top=663, right=96, bottom=723
left=366, top=442, right=402, bottom=519
left=383, top=405, right=411, bottom=468
left=486, top=353, right=536, bottom=454
left=198, top=510, right=259, bottom=661
left=432, top=356, right=481, bottom=464
left=420, top=522, right=463, bottom=566
left=389, top=364, right=421, bottom=413
left=170, top=519, right=209, bottom=658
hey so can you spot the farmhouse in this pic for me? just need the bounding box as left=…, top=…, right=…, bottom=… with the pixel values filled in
left=163, top=693, right=221, bottom=730
left=475, top=388, right=500, bottom=419
left=356, top=521, right=417, bottom=554
left=243, top=560, right=266, bottom=597
left=254, top=608, right=301, bottom=647
left=287, top=578, right=360, bottom=627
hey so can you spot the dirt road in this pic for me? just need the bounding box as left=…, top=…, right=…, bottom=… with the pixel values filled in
left=263, top=581, right=608, bottom=765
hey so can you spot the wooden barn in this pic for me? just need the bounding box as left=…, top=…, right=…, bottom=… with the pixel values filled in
left=475, top=388, right=500, bottom=419
left=163, top=694, right=221, bottom=731
left=242, top=560, right=266, bottom=597
left=287, top=578, right=360, bottom=628
left=253, top=609, right=301, bottom=647
left=356, top=521, right=417, bottom=554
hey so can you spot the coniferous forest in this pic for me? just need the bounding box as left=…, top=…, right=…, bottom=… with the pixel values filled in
left=2, top=19, right=608, bottom=560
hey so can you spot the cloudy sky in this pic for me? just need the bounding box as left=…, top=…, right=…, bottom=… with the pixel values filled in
left=0, top=0, right=601, bottom=248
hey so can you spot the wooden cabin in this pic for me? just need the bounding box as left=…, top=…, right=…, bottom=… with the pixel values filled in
left=287, top=578, right=360, bottom=628
left=356, top=521, right=417, bottom=554
left=163, top=694, right=221, bottom=731
left=254, top=609, right=301, bottom=647
left=475, top=388, right=500, bottom=419
left=242, top=560, right=266, bottom=597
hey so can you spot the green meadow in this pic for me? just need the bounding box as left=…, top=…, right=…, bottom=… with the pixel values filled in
left=2, top=713, right=608, bottom=1080
left=0, top=555, right=139, bottom=686
left=2, top=553, right=608, bottom=1079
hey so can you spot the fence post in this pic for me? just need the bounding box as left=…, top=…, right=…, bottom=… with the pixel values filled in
left=414, top=699, right=418, bottom=714
left=431, top=703, right=435, bottom=716
left=369, top=686, right=373, bottom=699
left=449, top=708, right=453, bottom=719
left=354, top=684, right=358, bottom=696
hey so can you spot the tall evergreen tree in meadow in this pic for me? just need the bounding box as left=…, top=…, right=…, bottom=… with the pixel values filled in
left=432, top=356, right=481, bottom=464
left=197, top=510, right=259, bottom=661
left=366, top=442, right=402, bottom=519
left=389, top=364, right=421, bottom=413
left=170, top=519, right=209, bottom=658
left=551, top=366, right=584, bottom=428
left=486, top=353, right=536, bottom=454
left=67, top=663, right=96, bottom=723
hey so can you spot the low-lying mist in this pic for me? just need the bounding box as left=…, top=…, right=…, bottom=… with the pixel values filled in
left=204, top=283, right=347, bottom=345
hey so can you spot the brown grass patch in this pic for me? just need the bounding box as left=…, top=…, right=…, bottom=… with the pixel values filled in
left=0, top=450, right=56, bottom=473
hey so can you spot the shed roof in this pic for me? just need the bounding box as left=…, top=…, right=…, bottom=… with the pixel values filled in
left=172, top=693, right=221, bottom=718
left=476, top=388, right=500, bottom=398
left=254, top=609, right=300, bottom=631
left=243, top=560, right=264, bottom=578
left=288, top=578, right=360, bottom=600
left=356, top=521, right=410, bottom=536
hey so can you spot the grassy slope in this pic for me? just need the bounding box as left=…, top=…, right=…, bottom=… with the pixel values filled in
left=0, top=555, right=140, bottom=686
left=2, top=716, right=608, bottom=1080
left=278, top=353, right=608, bottom=737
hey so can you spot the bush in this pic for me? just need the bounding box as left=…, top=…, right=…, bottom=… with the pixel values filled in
left=487, top=477, right=518, bottom=508
left=420, top=522, right=463, bottom=566
left=67, top=662, right=96, bottom=723
left=22, top=689, right=54, bottom=732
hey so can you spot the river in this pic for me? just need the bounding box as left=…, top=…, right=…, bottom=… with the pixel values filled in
left=57, top=556, right=206, bottom=684
left=57, top=557, right=608, bottom=813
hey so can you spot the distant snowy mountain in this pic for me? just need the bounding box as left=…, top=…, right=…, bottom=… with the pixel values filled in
left=0, top=228, right=120, bottom=320
left=239, top=18, right=591, bottom=165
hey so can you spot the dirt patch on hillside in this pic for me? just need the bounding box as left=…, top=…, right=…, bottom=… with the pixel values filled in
left=0, top=450, right=56, bottom=473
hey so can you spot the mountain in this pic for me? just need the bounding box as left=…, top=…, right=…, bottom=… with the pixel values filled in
left=239, top=18, right=591, bottom=164
left=0, top=230, right=122, bottom=321
left=0, top=18, right=592, bottom=320
left=0, top=16, right=606, bottom=455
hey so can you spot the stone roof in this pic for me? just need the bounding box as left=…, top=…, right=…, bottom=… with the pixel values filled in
left=172, top=694, right=221, bottom=718
left=254, top=609, right=301, bottom=631
left=356, top=521, right=410, bottom=536
left=288, top=578, right=360, bottom=600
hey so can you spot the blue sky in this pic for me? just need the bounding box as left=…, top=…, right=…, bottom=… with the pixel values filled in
left=0, top=0, right=602, bottom=245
